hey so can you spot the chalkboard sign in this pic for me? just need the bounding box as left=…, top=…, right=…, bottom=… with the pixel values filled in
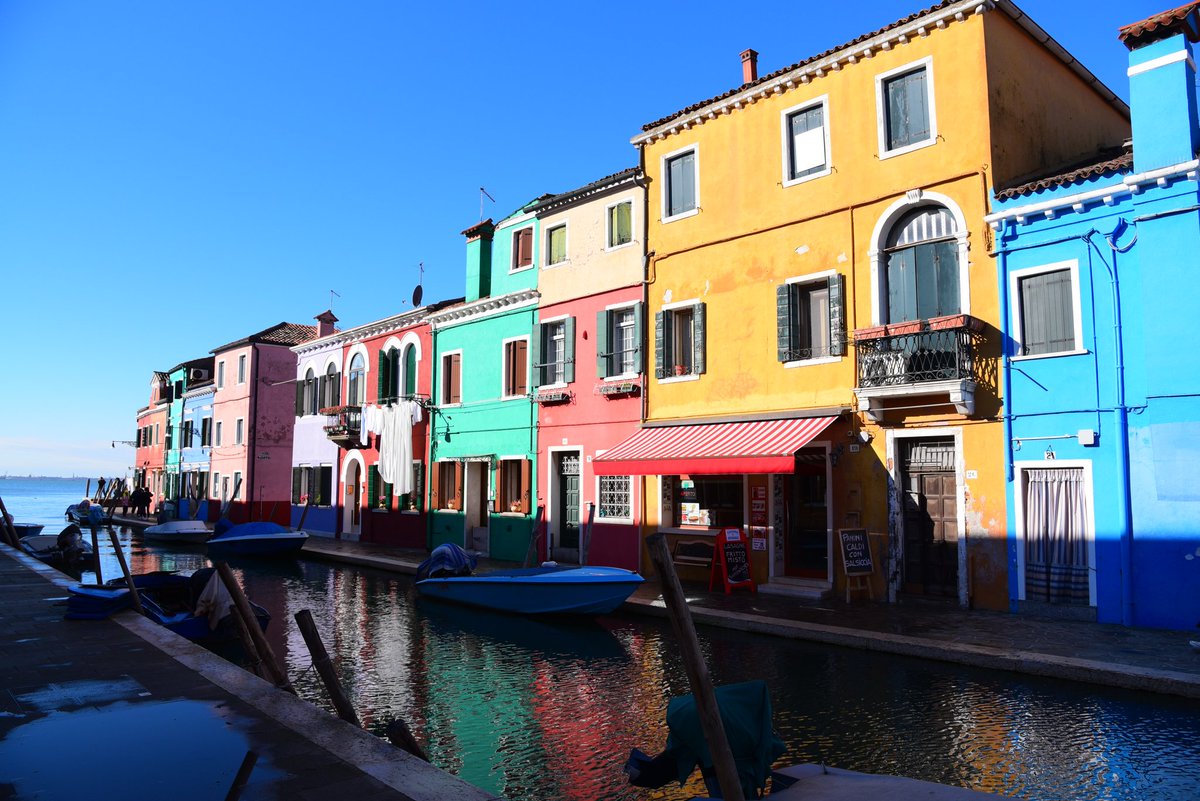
left=838, top=528, right=874, bottom=576
left=710, top=528, right=755, bottom=594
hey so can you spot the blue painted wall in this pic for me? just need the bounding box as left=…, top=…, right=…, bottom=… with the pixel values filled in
left=180, top=387, right=214, bottom=520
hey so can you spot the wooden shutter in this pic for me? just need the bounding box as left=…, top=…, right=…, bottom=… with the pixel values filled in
left=292, top=468, right=302, bottom=504
left=430, top=462, right=441, bottom=508
left=692, top=303, right=706, bottom=375
left=828, top=274, right=846, bottom=356
left=631, top=301, right=644, bottom=374
left=514, top=339, right=528, bottom=395
left=377, top=350, right=387, bottom=401
left=520, top=459, right=531, bottom=515
left=318, top=466, right=332, bottom=505
left=367, top=466, right=379, bottom=510
left=449, top=354, right=461, bottom=404
left=295, top=380, right=305, bottom=415
left=515, top=228, right=533, bottom=268
left=595, top=310, right=610, bottom=378
left=453, top=462, right=464, bottom=509
left=777, top=284, right=793, bottom=362
left=333, top=373, right=341, bottom=405
left=413, top=463, right=424, bottom=512
left=654, top=311, right=667, bottom=379
left=563, top=317, right=576, bottom=384
left=530, top=324, right=543, bottom=388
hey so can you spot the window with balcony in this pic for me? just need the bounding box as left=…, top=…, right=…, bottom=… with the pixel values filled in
left=503, top=338, right=529, bottom=398
left=441, top=352, right=462, bottom=405
left=533, top=318, right=574, bottom=387
left=884, top=206, right=960, bottom=324
left=777, top=274, right=845, bottom=363
left=655, top=302, right=705, bottom=379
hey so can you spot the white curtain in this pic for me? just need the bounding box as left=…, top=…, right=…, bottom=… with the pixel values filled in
left=1024, top=468, right=1089, bottom=604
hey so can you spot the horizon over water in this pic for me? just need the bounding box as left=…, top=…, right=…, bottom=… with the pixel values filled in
left=0, top=476, right=91, bottom=527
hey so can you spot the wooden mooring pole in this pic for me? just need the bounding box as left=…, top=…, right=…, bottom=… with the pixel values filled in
left=294, top=609, right=360, bottom=727
left=645, top=532, right=746, bottom=801
left=214, top=561, right=295, bottom=694
left=107, top=528, right=144, bottom=615
left=0, top=496, right=20, bottom=547
left=228, top=603, right=267, bottom=680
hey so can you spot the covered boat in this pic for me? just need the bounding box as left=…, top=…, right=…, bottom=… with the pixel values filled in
left=416, top=544, right=643, bottom=615
left=67, top=569, right=270, bottom=645
left=142, top=519, right=212, bottom=544
left=65, top=500, right=107, bottom=526
left=206, top=520, right=308, bottom=558
left=19, top=525, right=94, bottom=572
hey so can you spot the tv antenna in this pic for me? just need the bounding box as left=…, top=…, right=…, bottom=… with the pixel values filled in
left=411, top=262, right=424, bottom=307
left=480, top=186, right=495, bottom=221
left=329, top=289, right=341, bottom=311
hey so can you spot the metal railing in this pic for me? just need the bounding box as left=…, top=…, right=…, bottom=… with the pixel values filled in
left=322, top=405, right=362, bottom=440
left=856, top=327, right=979, bottom=388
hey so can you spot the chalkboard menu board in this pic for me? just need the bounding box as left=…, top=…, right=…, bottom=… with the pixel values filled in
left=711, top=528, right=755, bottom=594
left=838, top=528, right=874, bottom=576
left=722, top=536, right=750, bottom=584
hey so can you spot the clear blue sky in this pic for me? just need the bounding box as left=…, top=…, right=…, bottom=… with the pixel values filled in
left=0, top=0, right=1166, bottom=477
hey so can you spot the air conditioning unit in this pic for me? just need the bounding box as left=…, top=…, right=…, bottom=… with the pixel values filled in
left=188, top=368, right=210, bottom=381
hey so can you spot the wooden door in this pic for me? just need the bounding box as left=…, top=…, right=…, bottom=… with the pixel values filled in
left=902, top=471, right=958, bottom=597
left=555, top=453, right=581, bottom=563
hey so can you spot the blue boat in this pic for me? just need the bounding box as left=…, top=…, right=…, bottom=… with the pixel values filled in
left=65, top=501, right=107, bottom=526
left=12, top=522, right=44, bottom=538
left=67, top=569, right=270, bottom=645
left=416, top=559, right=644, bottom=615
left=206, top=520, right=308, bottom=558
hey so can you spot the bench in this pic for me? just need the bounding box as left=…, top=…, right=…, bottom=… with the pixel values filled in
left=671, top=539, right=715, bottom=571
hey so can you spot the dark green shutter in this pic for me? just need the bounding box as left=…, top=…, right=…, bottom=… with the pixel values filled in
left=530, top=323, right=542, bottom=388
left=377, top=350, right=387, bottom=400
left=292, top=468, right=302, bottom=504
left=295, top=380, right=305, bottom=415
left=333, top=373, right=341, bottom=405
left=563, top=316, right=576, bottom=384
left=319, top=466, right=332, bottom=505
left=368, top=466, right=379, bottom=510
left=828, top=274, right=846, bottom=356
left=631, top=302, right=644, bottom=374
left=692, top=303, right=706, bottom=375
left=414, top=463, right=424, bottom=512
left=596, top=310, right=610, bottom=378
left=777, top=284, right=793, bottom=362
left=654, top=311, right=666, bottom=379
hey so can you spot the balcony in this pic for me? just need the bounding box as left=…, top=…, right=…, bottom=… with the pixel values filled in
left=322, top=405, right=362, bottom=447
left=853, top=315, right=990, bottom=421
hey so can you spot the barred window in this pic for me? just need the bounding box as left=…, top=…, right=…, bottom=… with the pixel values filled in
left=598, top=475, right=632, bottom=520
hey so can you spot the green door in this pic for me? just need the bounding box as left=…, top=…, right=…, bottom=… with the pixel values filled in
left=556, top=452, right=580, bottom=561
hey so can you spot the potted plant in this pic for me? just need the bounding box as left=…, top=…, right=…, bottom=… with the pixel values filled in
left=673, top=364, right=688, bottom=376
left=509, top=500, right=521, bottom=513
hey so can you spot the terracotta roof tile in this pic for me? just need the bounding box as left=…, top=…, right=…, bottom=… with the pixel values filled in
left=211, top=322, right=317, bottom=353
left=640, top=0, right=957, bottom=132
left=529, top=167, right=641, bottom=214
left=995, top=147, right=1133, bottom=199
left=1118, top=2, right=1200, bottom=47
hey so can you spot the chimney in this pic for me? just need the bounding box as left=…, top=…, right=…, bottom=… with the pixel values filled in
left=315, top=310, right=338, bottom=338
left=1120, top=3, right=1200, bottom=172
left=741, top=49, right=759, bottom=84
left=461, top=219, right=495, bottom=303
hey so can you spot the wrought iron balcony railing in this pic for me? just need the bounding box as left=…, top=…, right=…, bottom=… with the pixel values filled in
left=856, top=326, right=980, bottom=389
left=322, top=405, right=362, bottom=445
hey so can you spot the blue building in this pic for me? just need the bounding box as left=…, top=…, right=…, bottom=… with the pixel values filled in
left=987, top=3, right=1200, bottom=630
left=179, top=381, right=215, bottom=520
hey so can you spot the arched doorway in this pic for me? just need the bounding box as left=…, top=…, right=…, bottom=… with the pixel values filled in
left=342, top=453, right=364, bottom=540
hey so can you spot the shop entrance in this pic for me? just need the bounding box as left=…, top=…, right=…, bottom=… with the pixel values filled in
left=900, top=438, right=958, bottom=598
left=782, top=451, right=829, bottom=579
left=552, top=451, right=581, bottom=563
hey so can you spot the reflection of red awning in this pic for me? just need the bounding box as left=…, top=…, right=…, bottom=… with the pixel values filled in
left=594, top=416, right=837, bottom=476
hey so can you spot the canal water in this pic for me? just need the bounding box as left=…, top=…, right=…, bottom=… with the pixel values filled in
left=5, top=477, right=1200, bottom=801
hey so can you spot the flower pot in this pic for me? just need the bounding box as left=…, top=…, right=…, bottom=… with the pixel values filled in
left=885, top=320, right=923, bottom=336
left=854, top=325, right=887, bottom=341
left=673, top=365, right=688, bottom=376
left=509, top=501, right=521, bottom=513
left=927, top=314, right=986, bottom=333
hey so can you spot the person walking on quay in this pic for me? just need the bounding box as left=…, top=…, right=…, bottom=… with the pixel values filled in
left=97, top=477, right=106, bottom=498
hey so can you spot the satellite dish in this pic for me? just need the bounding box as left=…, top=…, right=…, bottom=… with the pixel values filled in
left=412, top=284, right=423, bottom=307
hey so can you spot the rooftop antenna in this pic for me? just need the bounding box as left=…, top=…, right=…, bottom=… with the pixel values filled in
left=329, top=289, right=341, bottom=311
left=480, top=186, right=495, bottom=221
left=412, top=262, right=424, bottom=307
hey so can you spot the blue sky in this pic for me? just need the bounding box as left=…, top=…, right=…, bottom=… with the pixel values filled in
left=0, top=0, right=1167, bottom=477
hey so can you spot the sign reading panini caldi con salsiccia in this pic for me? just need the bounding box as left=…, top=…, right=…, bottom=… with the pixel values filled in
left=838, top=528, right=874, bottom=576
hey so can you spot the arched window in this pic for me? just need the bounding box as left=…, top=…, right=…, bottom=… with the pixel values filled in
left=883, top=206, right=960, bottom=324
left=304, top=368, right=318, bottom=415
left=402, top=344, right=417, bottom=397
left=324, top=362, right=339, bottom=408
left=348, top=353, right=365, bottom=405
left=380, top=348, right=401, bottom=401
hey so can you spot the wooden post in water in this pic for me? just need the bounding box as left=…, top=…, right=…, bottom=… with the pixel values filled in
left=223, top=750, right=259, bottom=801
left=214, top=561, right=295, bottom=694
left=0, top=496, right=20, bottom=547
left=645, top=533, right=746, bottom=801
left=228, top=604, right=266, bottom=679
left=85, top=478, right=91, bottom=500
left=294, top=609, right=360, bottom=726
left=107, top=528, right=144, bottom=615
left=90, top=526, right=103, bottom=583
left=385, top=719, right=429, bottom=762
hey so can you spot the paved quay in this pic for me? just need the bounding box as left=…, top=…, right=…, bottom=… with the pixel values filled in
left=0, top=544, right=497, bottom=801
left=300, top=536, right=1200, bottom=699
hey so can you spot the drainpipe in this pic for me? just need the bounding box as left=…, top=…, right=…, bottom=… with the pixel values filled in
left=994, top=221, right=1018, bottom=610
left=247, top=343, right=260, bottom=523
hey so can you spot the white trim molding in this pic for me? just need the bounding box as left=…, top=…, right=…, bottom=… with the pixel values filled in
left=660, top=143, right=700, bottom=224
left=1127, top=48, right=1196, bottom=77
left=1008, top=259, right=1085, bottom=359
left=780, top=94, right=832, bottom=187
left=875, top=56, right=938, bottom=159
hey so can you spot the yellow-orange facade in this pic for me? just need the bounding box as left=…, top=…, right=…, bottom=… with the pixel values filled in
left=630, top=1, right=1130, bottom=608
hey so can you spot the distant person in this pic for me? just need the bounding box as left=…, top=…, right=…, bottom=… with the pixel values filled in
left=120, top=489, right=131, bottom=515
left=97, top=477, right=106, bottom=498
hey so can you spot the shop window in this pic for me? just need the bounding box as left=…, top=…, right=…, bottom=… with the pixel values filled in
left=665, top=475, right=744, bottom=529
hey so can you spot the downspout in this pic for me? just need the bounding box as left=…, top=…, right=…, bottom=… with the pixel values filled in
left=1088, top=230, right=1134, bottom=626
left=639, top=147, right=652, bottom=574
left=248, top=343, right=260, bottom=523
left=994, top=220, right=1018, bottom=610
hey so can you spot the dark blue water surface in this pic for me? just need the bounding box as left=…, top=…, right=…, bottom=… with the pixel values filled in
left=5, top=478, right=1200, bottom=801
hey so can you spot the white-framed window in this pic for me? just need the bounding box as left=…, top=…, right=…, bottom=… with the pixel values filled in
left=606, top=201, right=633, bottom=250
left=597, top=474, right=633, bottom=522
left=233, top=471, right=243, bottom=500
left=215, top=420, right=223, bottom=447
left=655, top=301, right=705, bottom=380
left=235, top=418, right=244, bottom=445
left=545, top=223, right=568, bottom=267
left=781, top=96, right=830, bottom=185
left=155, top=423, right=160, bottom=444
left=496, top=458, right=530, bottom=514
left=661, top=144, right=699, bottom=222
left=533, top=316, right=575, bottom=387
left=882, top=205, right=960, bottom=323
left=304, top=367, right=318, bottom=415
left=212, top=472, right=221, bottom=499
left=502, top=336, right=529, bottom=398
left=511, top=227, right=534, bottom=272
left=876, top=56, right=936, bottom=158
left=1010, top=260, right=1084, bottom=358
left=347, top=352, right=366, bottom=405
left=217, top=361, right=225, bottom=389
left=237, top=354, right=247, bottom=384
left=777, top=271, right=845, bottom=364
left=598, top=302, right=642, bottom=378
left=440, top=351, right=462, bottom=405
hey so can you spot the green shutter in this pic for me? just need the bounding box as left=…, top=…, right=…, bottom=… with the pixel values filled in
left=333, top=373, right=341, bottom=405
left=654, top=310, right=666, bottom=379
left=292, top=468, right=302, bottom=504
left=368, top=466, right=379, bottom=510
left=692, top=303, right=706, bottom=375
left=631, top=302, right=644, bottom=374
left=596, top=310, right=610, bottom=378
left=414, top=463, right=424, bottom=512
left=295, top=380, right=305, bottom=415
left=376, top=350, right=386, bottom=400
left=530, top=323, right=542, bottom=388
left=828, top=274, right=846, bottom=357
left=777, top=284, right=793, bottom=362
left=563, top=316, right=576, bottom=384
left=319, top=466, right=332, bottom=505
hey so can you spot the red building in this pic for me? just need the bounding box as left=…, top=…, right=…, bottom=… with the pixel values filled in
left=133, top=371, right=171, bottom=509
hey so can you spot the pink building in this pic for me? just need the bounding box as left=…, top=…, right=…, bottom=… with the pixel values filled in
left=529, top=169, right=647, bottom=570
left=134, top=371, right=171, bottom=507
left=209, top=319, right=324, bottom=524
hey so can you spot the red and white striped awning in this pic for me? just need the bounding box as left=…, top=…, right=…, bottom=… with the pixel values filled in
left=593, top=416, right=837, bottom=476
